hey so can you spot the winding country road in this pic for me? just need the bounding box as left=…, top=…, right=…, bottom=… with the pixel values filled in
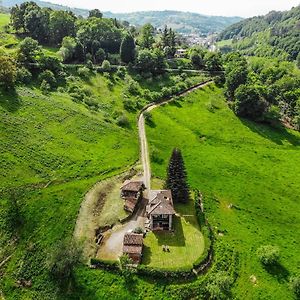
left=138, top=80, right=212, bottom=193
left=97, top=80, right=212, bottom=260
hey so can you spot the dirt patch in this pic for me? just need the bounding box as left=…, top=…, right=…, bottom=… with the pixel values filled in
left=74, top=168, right=141, bottom=260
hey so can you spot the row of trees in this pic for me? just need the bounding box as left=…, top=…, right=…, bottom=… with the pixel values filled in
left=223, top=52, right=300, bottom=128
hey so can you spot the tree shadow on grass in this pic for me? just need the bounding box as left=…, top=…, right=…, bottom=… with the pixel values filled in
left=264, top=262, right=290, bottom=283
left=153, top=216, right=186, bottom=247
left=241, top=118, right=300, bottom=147
left=142, top=245, right=152, bottom=265
left=145, top=118, right=156, bottom=128
left=169, top=100, right=182, bottom=108
left=0, top=88, right=21, bottom=112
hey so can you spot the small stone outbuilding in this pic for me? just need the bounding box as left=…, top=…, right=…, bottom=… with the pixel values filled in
left=123, top=233, right=143, bottom=264
left=120, top=180, right=146, bottom=213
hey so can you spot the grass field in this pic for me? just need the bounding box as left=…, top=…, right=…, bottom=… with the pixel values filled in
left=0, top=67, right=208, bottom=299
left=146, top=84, right=300, bottom=299
left=143, top=200, right=205, bottom=269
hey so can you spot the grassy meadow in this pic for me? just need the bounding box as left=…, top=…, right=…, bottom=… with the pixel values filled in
left=145, top=85, right=300, bottom=299
left=143, top=200, right=205, bottom=270
left=0, top=65, right=208, bottom=299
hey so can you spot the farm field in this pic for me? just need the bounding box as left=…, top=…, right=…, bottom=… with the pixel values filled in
left=145, top=84, right=300, bottom=299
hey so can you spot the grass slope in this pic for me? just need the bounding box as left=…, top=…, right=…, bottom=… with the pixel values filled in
left=146, top=85, right=300, bottom=299
left=0, top=68, right=208, bottom=299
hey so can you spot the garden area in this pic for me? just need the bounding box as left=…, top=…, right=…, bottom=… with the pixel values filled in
left=142, top=199, right=205, bottom=270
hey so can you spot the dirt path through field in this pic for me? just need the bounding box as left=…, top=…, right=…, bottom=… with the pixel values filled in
left=138, top=80, right=212, bottom=194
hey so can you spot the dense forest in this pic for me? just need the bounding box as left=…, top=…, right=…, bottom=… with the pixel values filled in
left=218, top=5, right=300, bottom=61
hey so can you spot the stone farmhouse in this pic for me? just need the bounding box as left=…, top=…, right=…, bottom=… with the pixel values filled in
left=146, top=190, right=175, bottom=231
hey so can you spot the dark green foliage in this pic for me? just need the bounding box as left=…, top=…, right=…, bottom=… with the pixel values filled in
left=224, top=52, right=248, bottom=99
left=234, top=84, right=268, bottom=120
left=47, top=239, right=82, bottom=283
left=297, top=52, right=300, bottom=69
left=101, top=59, right=111, bottom=72
left=10, top=2, right=77, bottom=44
left=49, top=10, right=76, bottom=45
left=95, top=48, right=106, bottom=64
left=38, top=55, right=62, bottom=74
left=204, top=52, right=223, bottom=71
left=218, top=5, right=300, bottom=60
left=136, top=49, right=166, bottom=75
left=206, top=271, right=232, bottom=299
left=120, top=34, right=135, bottom=64
left=88, top=9, right=103, bottom=19
left=190, top=51, right=204, bottom=69
left=161, top=26, right=176, bottom=57
left=117, top=114, right=130, bottom=128
left=17, top=37, right=41, bottom=64
left=0, top=55, right=16, bottom=88
left=289, top=275, right=300, bottom=298
left=166, top=148, right=189, bottom=204
left=16, top=66, right=32, bottom=84
left=257, top=245, right=280, bottom=266
left=77, top=17, right=122, bottom=54
left=139, top=23, right=155, bottom=49
left=38, top=70, right=56, bottom=88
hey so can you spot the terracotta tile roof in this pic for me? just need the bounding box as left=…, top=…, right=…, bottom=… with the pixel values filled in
left=121, top=180, right=145, bottom=192
left=123, top=233, right=143, bottom=246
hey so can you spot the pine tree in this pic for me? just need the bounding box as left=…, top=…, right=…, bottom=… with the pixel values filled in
left=120, top=34, right=136, bottom=64
left=166, top=148, right=189, bottom=204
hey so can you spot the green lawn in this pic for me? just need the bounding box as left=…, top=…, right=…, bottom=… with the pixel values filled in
left=146, top=84, right=300, bottom=299
left=143, top=200, right=205, bottom=270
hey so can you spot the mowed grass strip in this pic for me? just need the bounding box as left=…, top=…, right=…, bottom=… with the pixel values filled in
left=146, top=84, right=300, bottom=299
left=143, top=200, right=205, bottom=269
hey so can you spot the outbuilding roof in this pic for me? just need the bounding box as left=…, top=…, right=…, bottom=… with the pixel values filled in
left=121, top=180, right=145, bottom=192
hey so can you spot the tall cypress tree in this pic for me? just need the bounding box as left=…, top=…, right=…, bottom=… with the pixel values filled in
left=166, top=148, right=189, bottom=204
left=120, top=34, right=136, bottom=64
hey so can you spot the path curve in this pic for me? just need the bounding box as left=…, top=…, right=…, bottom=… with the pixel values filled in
left=138, top=80, right=213, bottom=193
left=96, top=80, right=213, bottom=261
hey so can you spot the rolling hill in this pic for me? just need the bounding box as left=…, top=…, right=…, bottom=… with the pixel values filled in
left=218, top=5, right=300, bottom=60
left=2, top=0, right=242, bottom=35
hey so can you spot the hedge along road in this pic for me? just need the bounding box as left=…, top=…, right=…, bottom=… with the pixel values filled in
left=98, top=80, right=213, bottom=261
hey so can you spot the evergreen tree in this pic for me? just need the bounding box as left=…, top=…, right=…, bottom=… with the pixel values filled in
left=120, top=34, right=136, bottom=64
left=166, top=148, right=189, bottom=204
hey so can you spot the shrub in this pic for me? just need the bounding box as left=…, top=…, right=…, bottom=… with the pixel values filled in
left=117, top=114, right=130, bottom=128
left=40, top=80, right=51, bottom=94
left=90, top=258, right=119, bottom=270
left=144, top=111, right=153, bottom=123
left=47, top=239, right=82, bottom=283
left=16, top=67, right=32, bottom=84
left=257, top=245, right=280, bottom=266
left=289, top=275, right=300, bottom=298
left=101, top=60, right=111, bottom=72
left=206, top=271, right=232, bottom=300
left=123, top=98, right=136, bottom=112
left=78, top=66, right=90, bottom=78
left=116, top=66, right=126, bottom=79
left=124, top=78, right=140, bottom=96
left=39, top=70, right=56, bottom=88
left=133, top=227, right=144, bottom=234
